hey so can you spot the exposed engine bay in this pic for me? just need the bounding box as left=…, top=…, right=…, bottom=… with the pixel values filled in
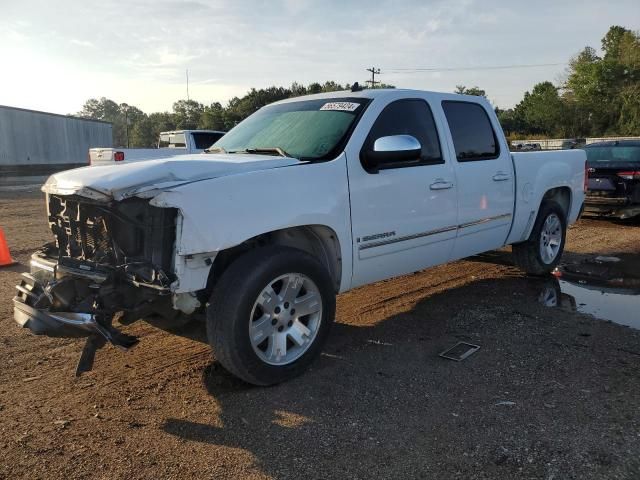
left=13, top=194, right=179, bottom=374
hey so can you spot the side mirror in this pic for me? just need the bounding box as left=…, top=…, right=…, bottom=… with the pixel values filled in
left=362, top=135, right=422, bottom=173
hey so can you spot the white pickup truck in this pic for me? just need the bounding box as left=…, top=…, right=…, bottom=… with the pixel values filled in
left=89, top=129, right=226, bottom=165
left=14, top=89, right=586, bottom=386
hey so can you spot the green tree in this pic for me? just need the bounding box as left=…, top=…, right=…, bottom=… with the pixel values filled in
left=119, top=103, right=146, bottom=147
left=172, top=100, right=205, bottom=130
left=77, top=97, right=121, bottom=120
left=307, top=82, right=322, bottom=94
left=148, top=112, right=176, bottom=135
left=563, top=27, right=640, bottom=135
left=615, top=29, right=640, bottom=134
left=602, top=25, right=630, bottom=60
left=495, top=107, right=523, bottom=137
left=454, top=85, right=487, bottom=97
left=199, top=102, right=226, bottom=131
left=77, top=98, right=151, bottom=147
left=289, top=82, right=308, bottom=97
left=77, top=97, right=128, bottom=146
left=515, top=82, right=566, bottom=136
left=129, top=116, right=156, bottom=147
left=320, top=81, right=344, bottom=92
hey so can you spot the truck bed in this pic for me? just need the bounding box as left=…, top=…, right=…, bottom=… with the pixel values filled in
left=507, top=149, right=586, bottom=245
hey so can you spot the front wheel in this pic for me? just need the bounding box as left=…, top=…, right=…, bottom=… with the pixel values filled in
left=512, top=201, right=567, bottom=275
left=207, top=246, right=336, bottom=386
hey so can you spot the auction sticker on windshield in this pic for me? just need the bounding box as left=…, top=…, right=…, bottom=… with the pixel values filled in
left=319, top=102, right=360, bottom=112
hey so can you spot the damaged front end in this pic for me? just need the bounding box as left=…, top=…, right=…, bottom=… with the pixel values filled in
left=13, top=194, right=178, bottom=374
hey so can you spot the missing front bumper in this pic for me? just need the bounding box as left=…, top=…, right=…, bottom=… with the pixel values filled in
left=13, top=255, right=147, bottom=375
left=13, top=298, right=137, bottom=348
left=14, top=299, right=99, bottom=338
left=13, top=296, right=139, bottom=376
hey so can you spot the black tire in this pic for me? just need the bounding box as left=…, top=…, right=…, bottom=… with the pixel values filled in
left=207, top=245, right=336, bottom=386
left=512, top=200, right=567, bottom=275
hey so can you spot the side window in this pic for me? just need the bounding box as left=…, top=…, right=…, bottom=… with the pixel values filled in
left=442, top=101, right=499, bottom=161
left=362, top=99, right=442, bottom=170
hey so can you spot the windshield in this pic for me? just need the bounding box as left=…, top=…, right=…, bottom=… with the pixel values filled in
left=212, top=97, right=370, bottom=160
left=585, top=145, right=640, bottom=163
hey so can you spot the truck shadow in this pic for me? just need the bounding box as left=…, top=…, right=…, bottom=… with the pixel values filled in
left=466, top=249, right=515, bottom=268
left=160, top=273, right=640, bottom=478
left=580, top=215, right=640, bottom=227
left=143, top=314, right=208, bottom=344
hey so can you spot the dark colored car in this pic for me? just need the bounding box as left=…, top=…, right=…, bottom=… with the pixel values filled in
left=583, top=140, right=640, bottom=219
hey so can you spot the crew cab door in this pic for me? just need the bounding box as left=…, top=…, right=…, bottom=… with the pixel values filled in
left=440, top=100, right=515, bottom=260
left=347, top=98, right=458, bottom=288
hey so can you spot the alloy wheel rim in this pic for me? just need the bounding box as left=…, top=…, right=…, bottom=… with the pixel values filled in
left=540, top=213, right=562, bottom=264
left=249, top=273, right=323, bottom=366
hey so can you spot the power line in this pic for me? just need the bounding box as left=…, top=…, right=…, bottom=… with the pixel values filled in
left=386, top=62, right=567, bottom=73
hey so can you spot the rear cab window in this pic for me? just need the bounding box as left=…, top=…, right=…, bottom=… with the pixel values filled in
left=158, top=133, right=187, bottom=148
left=192, top=132, right=225, bottom=150
left=442, top=101, right=499, bottom=161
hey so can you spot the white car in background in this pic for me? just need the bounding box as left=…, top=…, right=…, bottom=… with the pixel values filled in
left=89, top=129, right=226, bottom=165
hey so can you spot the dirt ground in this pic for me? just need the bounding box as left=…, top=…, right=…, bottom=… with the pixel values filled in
left=1, top=191, right=639, bottom=480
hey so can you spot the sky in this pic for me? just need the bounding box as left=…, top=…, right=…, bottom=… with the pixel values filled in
left=0, top=0, right=638, bottom=115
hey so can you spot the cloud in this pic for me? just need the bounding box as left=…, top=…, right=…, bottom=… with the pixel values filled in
left=70, top=39, right=95, bottom=48
left=0, top=0, right=639, bottom=114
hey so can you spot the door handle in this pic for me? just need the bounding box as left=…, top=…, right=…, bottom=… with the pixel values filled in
left=429, top=179, right=454, bottom=190
left=492, top=172, right=511, bottom=181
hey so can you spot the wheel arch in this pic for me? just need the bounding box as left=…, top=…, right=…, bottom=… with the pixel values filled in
left=512, top=197, right=568, bottom=275
left=509, top=185, right=573, bottom=245
left=206, top=224, right=344, bottom=296
left=541, top=186, right=572, bottom=220
left=525, top=186, right=572, bottom=241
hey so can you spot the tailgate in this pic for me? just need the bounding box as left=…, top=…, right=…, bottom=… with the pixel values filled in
left=90, top=148, right=180, bottom=165
left=90, top=148, right=119, bottom=166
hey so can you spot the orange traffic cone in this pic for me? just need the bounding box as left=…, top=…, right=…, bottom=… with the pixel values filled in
left=0, top=228, right=16, bottom=267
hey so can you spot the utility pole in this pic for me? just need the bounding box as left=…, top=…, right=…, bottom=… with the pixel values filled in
left=121, top=103, right=130, bottom=148
left=186, top=69, right=190, bottom=101
left=366, top=66, right=381, bottom=88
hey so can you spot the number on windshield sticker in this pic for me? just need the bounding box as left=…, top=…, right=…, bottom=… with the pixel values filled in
left=319, top=102, right=360, bottom=112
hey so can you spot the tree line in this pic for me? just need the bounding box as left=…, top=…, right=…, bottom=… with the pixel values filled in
left=77, top=25, right=638, bottom=147
left=77, top=81, right=390, bottom=148
left=497, top=25, right=639, bottom=139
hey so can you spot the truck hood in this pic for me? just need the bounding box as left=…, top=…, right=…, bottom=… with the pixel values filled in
left=42, top=153, right=302, bottom=201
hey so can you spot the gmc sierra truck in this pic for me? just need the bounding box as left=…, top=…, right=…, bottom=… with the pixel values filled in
left=13, top=89, right=587, bottom=386
left=89, top=129, right=226, bottom=165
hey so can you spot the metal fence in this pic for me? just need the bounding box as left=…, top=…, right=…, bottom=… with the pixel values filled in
left=512, top=136, right=640, bottom=151
left=585, top=136, right=640, bottom=144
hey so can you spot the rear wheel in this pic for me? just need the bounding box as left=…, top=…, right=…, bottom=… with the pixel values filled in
left=512, top=201, right=567, bottom=275
left=207, top=246, right=336, bottom=385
